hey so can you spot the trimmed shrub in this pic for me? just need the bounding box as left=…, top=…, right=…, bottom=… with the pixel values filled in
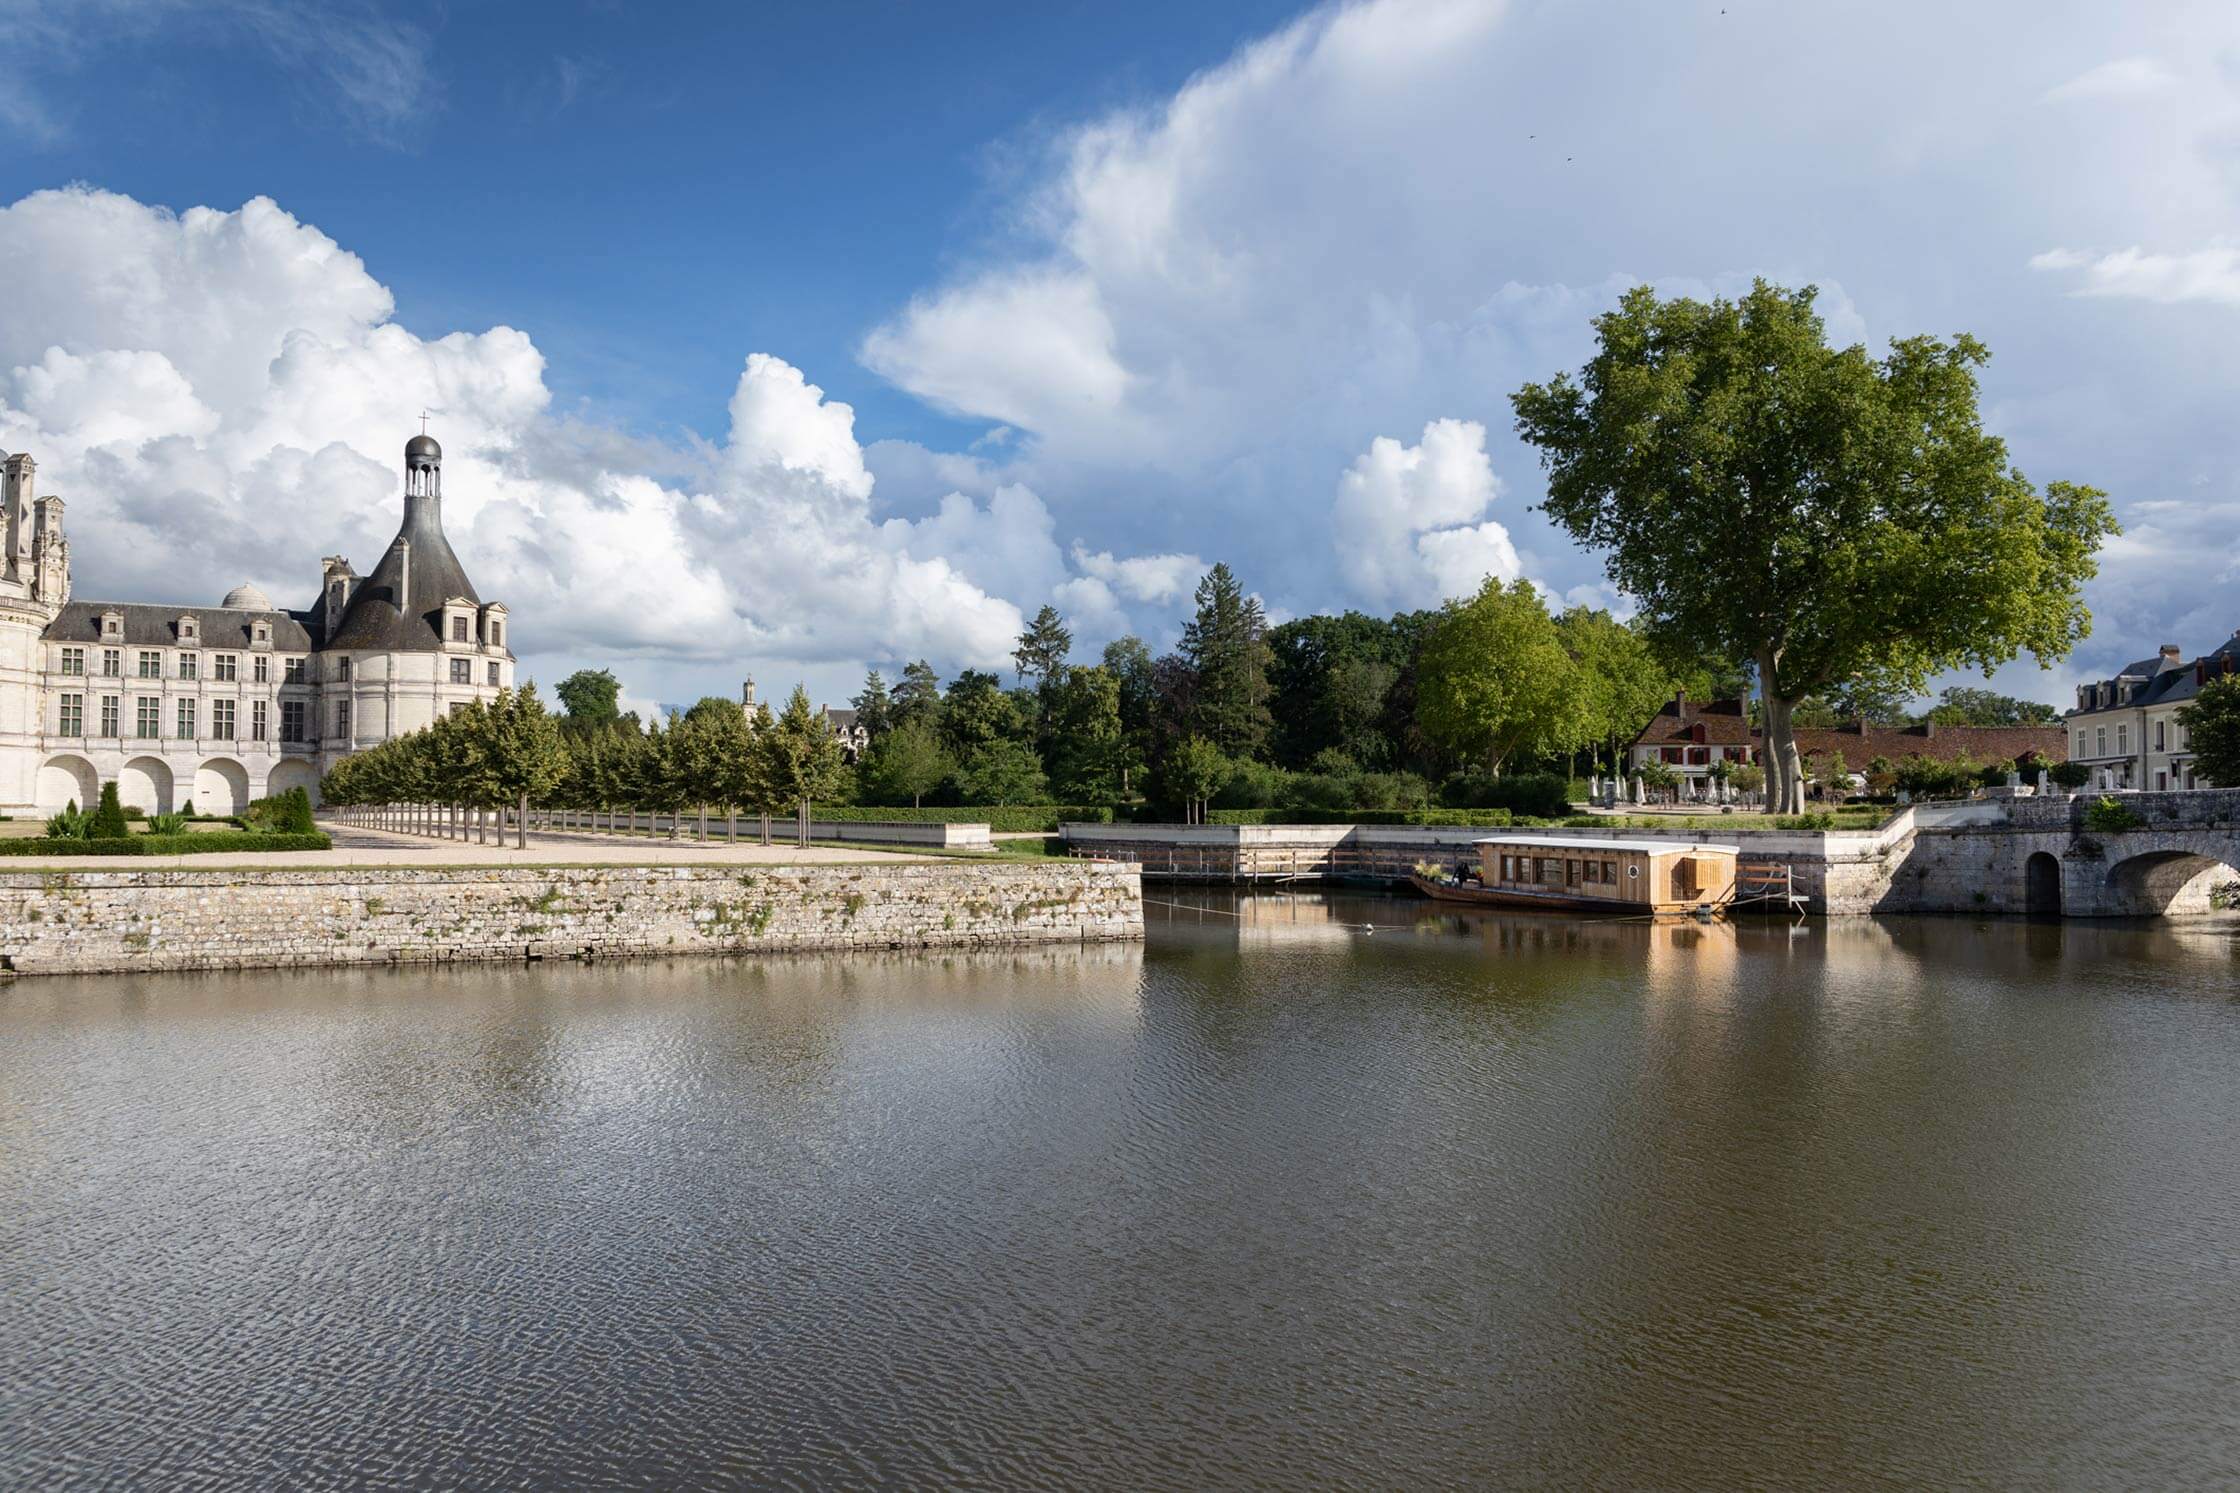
left=246, top=788, right=316, bottom=834
left=89, top=783, right=130, bottom=840
left=0, top=831, right=332, bottom=857
left=2049, top=761, right=2092, bottom=790
left=1439, top=772, right=1572, bottom=819
left=45, top=800, right=88, bottom=840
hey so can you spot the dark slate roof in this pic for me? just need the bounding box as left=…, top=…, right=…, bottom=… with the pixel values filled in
left=821, top=707, right=861, bottom=731
left=42, top=601, right=318, bottom=651
left=1631, top=696, right=2067, bottom=764
left=326, top=490, right=482, bottom=652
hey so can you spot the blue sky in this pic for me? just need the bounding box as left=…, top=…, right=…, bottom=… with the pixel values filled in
left=3, top=0, right=2238, bottom=715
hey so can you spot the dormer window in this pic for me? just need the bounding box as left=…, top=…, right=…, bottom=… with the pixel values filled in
left=178, top=615, right=199, bottom=644
left=451, top=615, right=469, bottom=643
left=252, top=623, right=270, bottom=647
left=489, top=620, right=502, bottom=649
left=100, top=611, right=123, bottom=640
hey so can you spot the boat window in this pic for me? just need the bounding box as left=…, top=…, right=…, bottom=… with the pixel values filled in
left=1627, top=865, right=1639, bottom=879
left=1603, top=860, right=1617, bottom=883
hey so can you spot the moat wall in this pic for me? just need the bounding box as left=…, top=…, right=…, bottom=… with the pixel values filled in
left=0, top=861, right=1144, bottom=977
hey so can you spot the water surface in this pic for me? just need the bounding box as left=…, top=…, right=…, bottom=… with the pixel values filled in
left=5, top=897, right=2240, bottom=1488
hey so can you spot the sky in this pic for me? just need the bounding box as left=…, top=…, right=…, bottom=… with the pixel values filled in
left=2, top=0, right=2238, bottom=718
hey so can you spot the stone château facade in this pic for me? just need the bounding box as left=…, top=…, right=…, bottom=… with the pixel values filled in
left=2063, top=631, right=2240, bottom=791
left=4, top=433, right=514, bottom=816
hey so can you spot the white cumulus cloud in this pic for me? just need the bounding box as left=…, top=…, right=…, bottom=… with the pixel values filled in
left=1332, top=418, right=1518, bottom=610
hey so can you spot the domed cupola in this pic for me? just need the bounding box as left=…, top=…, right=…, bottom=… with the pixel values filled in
left=325, top=429, right=483, bottom=652
left=221, top=582, right=273, bottom=611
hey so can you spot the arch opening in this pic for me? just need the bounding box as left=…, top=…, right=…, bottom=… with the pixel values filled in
left=119, top=756, right=176, bottom=815
left=36, top=754, right=99, bottom=815
left=265, top=758, right=320, bottom=808
left=194, top=759, right=251, bottom=817
left=2025, top=851, right=2062, bottom=917
left=2105, top=849, right=2240, bottom=918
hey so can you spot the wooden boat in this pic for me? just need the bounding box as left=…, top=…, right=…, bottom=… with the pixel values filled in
left=1409, top=835, right=1740, bottom=917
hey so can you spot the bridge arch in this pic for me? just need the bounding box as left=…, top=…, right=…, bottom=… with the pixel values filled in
left=2024, top=851, right=2062, bottom=916
left=2104, top=847, right=2240, bottom=917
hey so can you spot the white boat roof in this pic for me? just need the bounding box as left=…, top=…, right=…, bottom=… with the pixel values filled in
left=1470, top=835, right=1740, bottom=855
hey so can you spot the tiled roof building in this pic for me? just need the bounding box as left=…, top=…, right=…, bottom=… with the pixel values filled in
left=1627, top=693, right=2066, bottom=781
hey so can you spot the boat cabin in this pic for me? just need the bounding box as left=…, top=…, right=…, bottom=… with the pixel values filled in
left=1468, top=836, right=1739, bottom=915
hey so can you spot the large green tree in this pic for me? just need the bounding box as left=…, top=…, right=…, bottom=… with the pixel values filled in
left=1925, top=685, right=2059, bottom=727
left=765, top=685, right=850, bottom=845
left=1514, top=280, right=2116, bottom=812
left=1181, top=563, right=1273, bottom=757
left=480, top=683, right=569, bottom=848
left=2178, top=676, right=2240, bottom=787
left=1414, top=578, right=1587, bottom=776
left=1013, top=605, right=1074, bottom=694
left=851, top=670, right=894, bottom=739
left=860, top=718, right=952, bottom=808
left=892, top=660, right=942, bottom=726
left=1555, top=606, right=1674, bottom=775
left=1046, top=665, right=1136, bottom=803
left=555, top=668, right=622, bottom=728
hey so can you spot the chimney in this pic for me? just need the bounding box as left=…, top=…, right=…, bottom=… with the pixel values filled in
left=2160, top=644, right=2183, bottom=671
left=1922, top=718, right=1935, bottom=739
left=1673, top=688, right=1690, bottom=723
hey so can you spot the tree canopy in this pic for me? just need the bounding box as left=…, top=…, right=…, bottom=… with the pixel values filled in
left=1415, top=579, right=1586, bottom=775
left=2179, top=677, right=2240, bottom=787
left=555, top=668, right=621, bottom=726
left=1514, top=279, right=2115, bottom=811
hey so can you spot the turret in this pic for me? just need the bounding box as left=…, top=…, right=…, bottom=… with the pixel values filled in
left=2, top=451, right=34, bottom=581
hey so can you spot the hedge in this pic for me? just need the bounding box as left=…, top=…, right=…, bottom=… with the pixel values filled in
left=1206, top=808, right=1525, bottom=827
left=811, top=805, right=1116, bottom=832
left=0, top=832, right=333, bottom=857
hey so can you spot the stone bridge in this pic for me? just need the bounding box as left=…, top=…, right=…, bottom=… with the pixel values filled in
left=1900, top=788, right=2240, bottom=918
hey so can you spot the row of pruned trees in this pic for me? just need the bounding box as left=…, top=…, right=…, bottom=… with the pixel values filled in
left=319, top=683, right=851, bottom=846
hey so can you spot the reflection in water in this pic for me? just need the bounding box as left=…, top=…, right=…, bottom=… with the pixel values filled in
left=4, top=906, right=2239, bottom=1488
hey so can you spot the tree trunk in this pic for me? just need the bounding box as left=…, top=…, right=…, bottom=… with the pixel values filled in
left=760, top=811, right=772, bottom=846
left=518, top=793, right=529, bottom=849
left=698, top=803, right=708, bottom=840
left=727, top=809, right=737, bottom=841
left=1757, top=652, right=1806, bottom=815
left=797, top=798, right=810, bottom=848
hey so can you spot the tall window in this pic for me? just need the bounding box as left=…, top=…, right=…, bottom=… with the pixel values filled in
left=212, top=699, right=235, bottom=739
left=59, top=646, right=84, bottom=676
left=252, top=700, right=268, bottom=741
left=333, top=701, right=350, bottom=740
left=284, top=657, right=304, bottom=683
left=176, top=699, right=196, bottom=739
left=179, top=652, right=199, bottom=681
left=487, top=662, right=500, bottom=686
left=281, top=700, right=305, bottom=743
left=2156, top=720, right=2167, bottom=752
left=136, top=698, right=160, bottom=739
left=451, top=615, right=469, bottom=642
left=253, top=655, right=269, bottom=683
left=490, top=621, right=502, bottom=648
left=57, top=694, right=83, bottom=735
left=138, top=650, right=162, bottom=678
left=337, top=657, right=352, bottom=680
left=100, top=696, right=119, bottom=737
left=2095, top=727, right=2107, bottom=756
left=102, top=648, right=121, bottom=677
left=2117, top=724, right=2129, bottom=754
left=214, top=654, right=237, bottom=682
left=450, top=657, right=471, bottom=684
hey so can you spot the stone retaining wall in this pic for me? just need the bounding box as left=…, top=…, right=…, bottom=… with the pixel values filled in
left=0, top=861, right=1142, bottom=977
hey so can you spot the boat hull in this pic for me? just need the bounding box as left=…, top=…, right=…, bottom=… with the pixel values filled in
left=1406, top=874, right=1635, bottom=914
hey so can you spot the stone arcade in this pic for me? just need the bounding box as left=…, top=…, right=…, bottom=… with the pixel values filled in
left=1, top=433, right=514, bottom=816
